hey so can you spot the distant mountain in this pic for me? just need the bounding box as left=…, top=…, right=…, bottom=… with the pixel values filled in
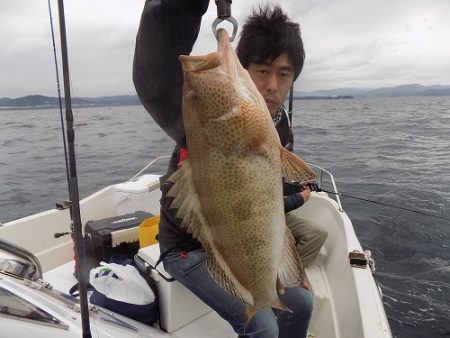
left=0, top=95, right=140, bottom=110
left=364, top=84, right=450, bottom=97
left=78, top=95, right=141, bottom=106
left=294, top=95, right=354, bottom=100
left=0, top=95, right=92, bottom=108
left=295, top=84, right=450, bottom=99
left=294, top=88, right=368, bottom=98
left=2, top=84, right=450, bottom=109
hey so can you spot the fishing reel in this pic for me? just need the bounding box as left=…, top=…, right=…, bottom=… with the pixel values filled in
left=284, top=181, right=321, bottom=194
left=308, top=182, right=320, bottom=192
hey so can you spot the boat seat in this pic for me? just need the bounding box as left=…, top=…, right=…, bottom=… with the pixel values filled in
left=305, top=246, right=330, bottom=303
left=136, top=244, right=213, bottom=333
left=312, top=246, right=328, bottom=266
left=305, top=246, right=338, bottom=337
left=43, top=260, right=79, bottom=295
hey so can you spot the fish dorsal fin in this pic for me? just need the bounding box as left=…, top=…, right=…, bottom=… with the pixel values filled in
left=280, top=148, right=316, bottom=184
left=278, top=227, right=306, bottom=289
left=167, top=160, right=254, bottom=305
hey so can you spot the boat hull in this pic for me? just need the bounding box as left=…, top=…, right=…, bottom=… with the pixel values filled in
left=0, top=173, right=391, bottom=338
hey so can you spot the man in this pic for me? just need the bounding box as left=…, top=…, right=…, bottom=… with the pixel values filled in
left=133, top=1, right=324, bottom=336
left=237, top=6, right=327, bottom=268
left=236, top=8, right=327, bottom=266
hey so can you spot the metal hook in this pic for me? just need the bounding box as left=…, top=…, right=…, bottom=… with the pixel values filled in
left=212, top=16, right=238, bottom=42
left=212, top=0, right=238, bottom=42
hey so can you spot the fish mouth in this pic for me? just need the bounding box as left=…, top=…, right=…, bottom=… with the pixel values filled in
left=216, top=28, right=231, bottom=47
left=216, top=28, right=233, bottom=69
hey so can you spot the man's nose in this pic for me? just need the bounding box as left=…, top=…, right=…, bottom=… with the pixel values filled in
left=265, top=73, right=278, bottom=92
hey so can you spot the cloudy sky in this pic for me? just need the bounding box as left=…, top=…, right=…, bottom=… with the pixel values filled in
left=1, top=0, right=449, bottom=98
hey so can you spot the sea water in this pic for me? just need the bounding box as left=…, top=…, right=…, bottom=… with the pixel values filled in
left=1, top=96, right=449, bottom=337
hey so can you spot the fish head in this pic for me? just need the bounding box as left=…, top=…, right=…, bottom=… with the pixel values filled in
left=179, top=28, right=268, bottom=123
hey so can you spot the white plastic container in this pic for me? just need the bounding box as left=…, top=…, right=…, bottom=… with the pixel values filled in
left=136, top=244, right=212, bottom=332
left=114, top=174, right=161, bottom=216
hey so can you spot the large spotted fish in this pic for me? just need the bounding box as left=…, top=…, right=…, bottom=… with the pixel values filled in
left=168, top=28, right=316, bottom=322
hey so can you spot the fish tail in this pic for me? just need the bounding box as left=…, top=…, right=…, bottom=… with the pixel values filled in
left=244, top=299, right=292, bottom=328
left=244, top=305, right=257, bottom=329
left=271, top=298, right=293, bottom=313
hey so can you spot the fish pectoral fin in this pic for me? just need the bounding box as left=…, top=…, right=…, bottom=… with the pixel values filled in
left=206, top=112, right=242, bottom=155
left=280, top=148, right=316, bottom=184
left=277, top=275, right=286, bottom=295
left=239, top=101, right=270, bottom=148
left=278, top=227, right=307, bottom=289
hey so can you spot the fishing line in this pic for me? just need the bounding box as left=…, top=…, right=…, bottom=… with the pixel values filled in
left=316, top=187, right=450, bottom=221
left=47, top=0, right=71, bottom=198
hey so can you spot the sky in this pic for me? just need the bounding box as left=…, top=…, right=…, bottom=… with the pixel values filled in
left=1, top=0, right=449, bottom=98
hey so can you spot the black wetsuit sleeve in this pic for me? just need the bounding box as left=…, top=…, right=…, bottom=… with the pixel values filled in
left=284, top=193, right=304, bottom=213
left=283, top=182, right=304, bottom=213
left=133, top=0, right=209, bottom=148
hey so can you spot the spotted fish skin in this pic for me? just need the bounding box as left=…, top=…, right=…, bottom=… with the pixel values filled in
left=168, top=28, right=316, bottom=322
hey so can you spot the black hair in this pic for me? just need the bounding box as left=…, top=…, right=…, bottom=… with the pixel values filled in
left=236, top=5, right=305, bottom=80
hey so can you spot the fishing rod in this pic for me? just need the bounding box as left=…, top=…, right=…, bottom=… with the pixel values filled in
left=47, top=0, right=70, bottom=202
left=311, top=185, right=450, bottom=222
left=286, top=85, right=295, bottom=152
left=56, top=0, right=92, bottom=337
left=288, top=85, right=294, bottom=126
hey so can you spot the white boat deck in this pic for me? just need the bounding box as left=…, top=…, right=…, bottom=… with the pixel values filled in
left=1, top=173, right=392, bottom=338
left=43, top=260, right=235, bottom=337
left=42, top=249, right=328, bottom=338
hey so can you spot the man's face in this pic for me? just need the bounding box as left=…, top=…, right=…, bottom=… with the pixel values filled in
left=247, top=52, right=295, bottom=116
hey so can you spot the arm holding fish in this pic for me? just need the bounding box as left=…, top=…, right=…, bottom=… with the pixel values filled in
left=283, top=181, right=313, bottom=213
left=283, top=178, right=328, bottom=267
left=133, top=0, right=209, bottom=147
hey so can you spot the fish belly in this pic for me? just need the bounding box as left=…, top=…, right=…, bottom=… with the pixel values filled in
left=192, top=148, right=286, bottom=307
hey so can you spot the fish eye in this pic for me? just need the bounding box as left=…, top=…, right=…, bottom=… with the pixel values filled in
left=186, top=90, right=198, bottom=101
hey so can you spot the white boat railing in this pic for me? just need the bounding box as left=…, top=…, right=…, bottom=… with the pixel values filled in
left=127, top=157, right=344, bottom=212
left=127, top=156, right=171, bottom=182
left=0, top=237, right=42, bottom=280
left=307, top=162, right=344, bottom=212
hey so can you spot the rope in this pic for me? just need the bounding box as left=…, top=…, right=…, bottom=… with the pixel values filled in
left=317, top=188, right=450, bottom=221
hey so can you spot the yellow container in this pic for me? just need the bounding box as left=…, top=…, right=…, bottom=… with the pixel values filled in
left=139, top=214, right=160, bottom=248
